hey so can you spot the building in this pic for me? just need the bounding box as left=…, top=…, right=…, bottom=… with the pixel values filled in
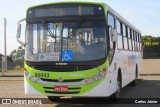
left=0, top=53, right=4, bottom=61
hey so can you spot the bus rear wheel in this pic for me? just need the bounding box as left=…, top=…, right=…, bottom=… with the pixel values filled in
left=47, top=96, right=60, bottom=102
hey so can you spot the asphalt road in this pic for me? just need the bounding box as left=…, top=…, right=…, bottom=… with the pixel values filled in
left=0, top=76, right=160, bottom=107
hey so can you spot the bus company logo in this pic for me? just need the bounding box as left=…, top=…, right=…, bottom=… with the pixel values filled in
left=2, top=99, right=11, bottom=104
left=40, top=55, right=44, bottom=59
left=58, top=77, right=63, bottom=83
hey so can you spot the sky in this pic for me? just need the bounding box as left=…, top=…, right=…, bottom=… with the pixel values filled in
left=0, top=0, right=160, bottom=55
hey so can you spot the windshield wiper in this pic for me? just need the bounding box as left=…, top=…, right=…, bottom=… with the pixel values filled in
left=68, top=18, right=86, bottom=39
left=40, top=19, right=55, bottom=38
left=66, top=18, right=86, bottom=50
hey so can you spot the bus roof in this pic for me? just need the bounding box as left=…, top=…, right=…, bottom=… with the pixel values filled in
left=106, top=4, right=141, bottom=34
left=27, top=0, right=106, bottom=11
left=27, top=0, right=141, bottom=34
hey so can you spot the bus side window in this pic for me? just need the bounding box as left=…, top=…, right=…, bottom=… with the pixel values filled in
left=108, top=13, right=115, bottom=28
left=135, top=32, right=138, bottom=51
left=128, top=27, right=132, bottom=50
left=107, top=13, right=115, bottom=50
left=122, top=24, right=128, bottom=50
left=130, top=29, right=134, bottom=51
left=116, top=20, right=121, bottom=34
left=116, top=19, right=123, bottom=49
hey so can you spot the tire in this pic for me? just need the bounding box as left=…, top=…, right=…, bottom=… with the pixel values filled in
left=47, top=96, right=60, bottom=102
left=129, top=66, right=138, bottom=86
left=110, top=74, right=121, bottom=98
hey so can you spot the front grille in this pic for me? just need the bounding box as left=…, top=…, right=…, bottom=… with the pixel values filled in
left=41, top=78, right=84, bottom=82
left=34, top=66, right=76, bottom=71
left=25, top=59, right=106, bottom=72
left=33, top=65, right=95, bottom=72
left=43, top=86, right=81, bottom=94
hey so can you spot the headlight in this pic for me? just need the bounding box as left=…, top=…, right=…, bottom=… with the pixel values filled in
left=28, top=75, right=33, bottom=80
left=24, top=70, right=29, bottom=76
left=25, top=70, right=39, bottom=82
left=99, top=71, right=105, bottom=77
left=31, top=77, right=39, bottom=82
left=85, top=78, right=91, bottom=84
left=92, top=75, right=98, bottom=81
left=85, top=70, right=106, bottom=84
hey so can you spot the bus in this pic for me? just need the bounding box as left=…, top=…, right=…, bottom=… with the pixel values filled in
left=16, top=1, right=142, bottom=101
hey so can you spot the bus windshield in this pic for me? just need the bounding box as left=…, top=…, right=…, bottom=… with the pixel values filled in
left=25, top=20, right=106, bottom=62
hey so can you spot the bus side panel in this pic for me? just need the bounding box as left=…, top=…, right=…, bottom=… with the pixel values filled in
left=117, top=50, right=137, bottom=88
left=24, top=77, right=42, bottom=95
left=82, top=78, right=109, bottom=97
left=107, top=49, right=141, bottom=96
left=105, top=50, right=119, bottom=96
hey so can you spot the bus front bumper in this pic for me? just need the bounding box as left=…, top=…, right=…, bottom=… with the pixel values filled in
left=24, top=73, right=109, bottom=97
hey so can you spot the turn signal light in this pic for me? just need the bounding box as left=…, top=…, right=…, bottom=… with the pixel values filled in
left=103, top=68, right=107, bottom=72
left=23, top=68, right=27, bottom=71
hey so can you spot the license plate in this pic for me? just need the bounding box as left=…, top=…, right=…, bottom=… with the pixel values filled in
left=54, top=86, right=68, bottom=92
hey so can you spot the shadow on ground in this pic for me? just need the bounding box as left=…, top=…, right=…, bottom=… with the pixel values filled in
left=44, top=79, right=160, bottom=107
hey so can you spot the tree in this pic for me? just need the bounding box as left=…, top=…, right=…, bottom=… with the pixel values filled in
left=7, top=56, right=12, bottom=62
left=142, top=35, right=160, bottom=59
left=10, top=46, right=25, bottom=61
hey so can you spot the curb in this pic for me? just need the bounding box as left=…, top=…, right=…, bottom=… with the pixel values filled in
left=0, top=79, right=24, bottom=81
left=0, top=76, right=23, bottom=81
left=140, top=74, right=160, bottom=76
left=0, top=75, right=23, bottom=81
left=0, top=75, right=23, bottom=77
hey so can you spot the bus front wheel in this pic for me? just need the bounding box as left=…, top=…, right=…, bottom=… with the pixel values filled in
left=110, top=73, right=121, bottom=98
left=129, top=66, right=138, bottom=86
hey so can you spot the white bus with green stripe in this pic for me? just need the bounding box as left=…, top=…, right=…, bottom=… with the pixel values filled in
left=16, top=1, right=142, bottom=100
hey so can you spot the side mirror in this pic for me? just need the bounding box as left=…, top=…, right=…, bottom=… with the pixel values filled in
left=16, top=18, right=26, bottom=47
left=16, top=24, right=21, bottom=39
left=111, top=28, right=118, bottom=42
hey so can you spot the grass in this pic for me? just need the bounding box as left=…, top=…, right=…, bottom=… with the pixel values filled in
left=7, top=70, right=23, bottom=72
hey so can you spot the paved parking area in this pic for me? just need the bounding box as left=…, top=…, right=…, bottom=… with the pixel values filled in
left=0, top=76, right=160, bottom=107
